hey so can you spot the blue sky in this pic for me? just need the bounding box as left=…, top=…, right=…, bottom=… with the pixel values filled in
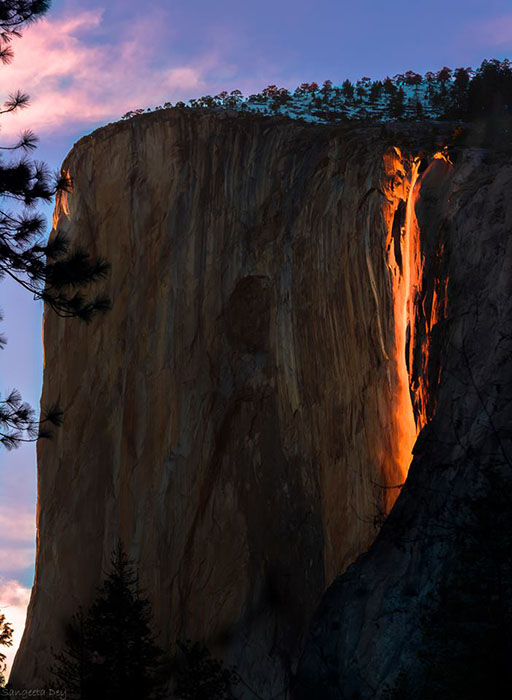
left=1, top=0, right=511, bottom=674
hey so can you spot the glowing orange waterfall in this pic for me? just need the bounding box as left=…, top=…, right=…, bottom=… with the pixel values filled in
left=388, top=159, right=422, bottom=483
left=386, top=151, right=451, bottom=489
left=408, top=152, right=451, bottom=434
left=405, top=161, right=426, bottom=432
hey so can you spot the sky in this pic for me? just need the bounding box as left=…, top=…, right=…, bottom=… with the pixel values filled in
left=0, top=0, right=511, bottom=677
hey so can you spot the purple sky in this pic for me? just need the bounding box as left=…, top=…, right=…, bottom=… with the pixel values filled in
left=1, top=0, right=511, bottom=674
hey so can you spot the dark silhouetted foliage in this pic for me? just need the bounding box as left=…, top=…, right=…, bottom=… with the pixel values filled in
left=51, top=543, right=165, bottom=700
left=130, top=58, right=512, bottom=128
left=0, top=387, right=62, bottom=450
left=0, top=1, right=51, bottom=63
left=173, top=641, right=239, bottom=700
left=467, top=58, right=512, bottom=119
left=389, top=87, right=405, bottom=118
left=0, top=610, right=13, bottom=686
left=0, top=0, right=110, bottom=450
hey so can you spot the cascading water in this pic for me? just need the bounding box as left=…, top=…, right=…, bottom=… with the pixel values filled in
left=387, top=159, right=421, bottom=485
left=387, top=152, right=451, bottom=490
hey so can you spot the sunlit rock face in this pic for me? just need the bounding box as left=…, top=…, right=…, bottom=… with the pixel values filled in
left=294, top=150, right=512, bottom=698
left=11, top=110, right=450, bottom=695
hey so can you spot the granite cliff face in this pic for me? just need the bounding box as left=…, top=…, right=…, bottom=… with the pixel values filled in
left=294, top=147, right=512, bottom=697
left=11, top=110, right=505, bottom=697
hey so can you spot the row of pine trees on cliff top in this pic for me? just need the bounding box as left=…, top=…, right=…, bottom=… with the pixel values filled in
left=123, top=59, right=512, bottom=124
left=1, top=4, right=511, bottom=699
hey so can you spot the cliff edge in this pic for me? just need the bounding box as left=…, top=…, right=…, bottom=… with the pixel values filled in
left=10, top=110, right=490, bottom=697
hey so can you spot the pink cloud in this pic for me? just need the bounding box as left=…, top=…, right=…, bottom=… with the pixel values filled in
left=0, top=507, right=36, bottom=678
left=0, top=577, right=31, bottom=680
left=0, top=547, right=35, bottom=573
left=0, top=506, right=36, bottom=544
left=0, top=8, right=215, bottom=139
left=466, top=14, right=512, bottom=48
left=0, top=505, right=36, bottom=579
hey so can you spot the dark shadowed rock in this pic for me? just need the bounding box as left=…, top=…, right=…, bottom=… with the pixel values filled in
left=294, top=148, right=512, bottom=698
left=12, top=110, right=501, bottom=699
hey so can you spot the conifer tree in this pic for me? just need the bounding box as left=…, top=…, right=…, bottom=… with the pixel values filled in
left=389, top=87, right=406, bottom=118
left=0, top=0, right=110, bottom=450
left=51, top=609, right=89, bottom=698
left=52, top=542, right=165, bottom=700
left=173, top=641, right=239, bottom=700
left=341, top=79, right=354, bottom=100
left=0, top=612, right=13, bottom=686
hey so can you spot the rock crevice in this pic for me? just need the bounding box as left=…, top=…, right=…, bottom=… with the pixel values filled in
left=11, top=112, right=469, bottom=696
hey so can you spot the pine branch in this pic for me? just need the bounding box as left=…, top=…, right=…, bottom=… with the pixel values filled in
left=0, top=90, right=30, bottom=114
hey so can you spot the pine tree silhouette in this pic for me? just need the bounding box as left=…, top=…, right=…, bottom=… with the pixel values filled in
left=0, top=611, right=13, bottom=686
left=51, top=608, right=89, bottom=698
left=52, top=542, right=165, bottom=700
left=0, top=0, right=110, bottom=450
left=173, top=640, right=239, bottom=700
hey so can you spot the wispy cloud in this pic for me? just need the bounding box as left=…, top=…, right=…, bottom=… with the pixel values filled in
left=0, top=505, right=36, bottom=544
left=0, top=7, right=218, bottom=138
left=0, top=577, right=31, bottom=679
left=0, top=506, right=35, bottom=677
left=465, top=14, right=512, bottom=49
left=0, top=505, right=35, bottom=578
left=0, top=546, right=35, bottom=573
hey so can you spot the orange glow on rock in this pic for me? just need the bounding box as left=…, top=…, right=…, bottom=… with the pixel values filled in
left=389, top=159, right=421, bottom=482
left=51, top=169, right=72, bottom=231
left=42, top=315, right=46, bottom=371
left=386, top=153, right=451, bottom=488
left=432, top=149, right=453, bottom=165
left=406, top=166, right=429, bottom=432
left=412, top=266, right=449, bottom=429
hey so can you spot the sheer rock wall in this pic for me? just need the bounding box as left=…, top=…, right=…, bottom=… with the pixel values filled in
left=11, top=111, right=444, bottom=695
left=295, top=148, right=512, bottom=698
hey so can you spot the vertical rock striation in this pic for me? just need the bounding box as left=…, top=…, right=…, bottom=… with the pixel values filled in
left=295, top=148, right=512, bottom=698
left=11, top=110, right=466, bottom=695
